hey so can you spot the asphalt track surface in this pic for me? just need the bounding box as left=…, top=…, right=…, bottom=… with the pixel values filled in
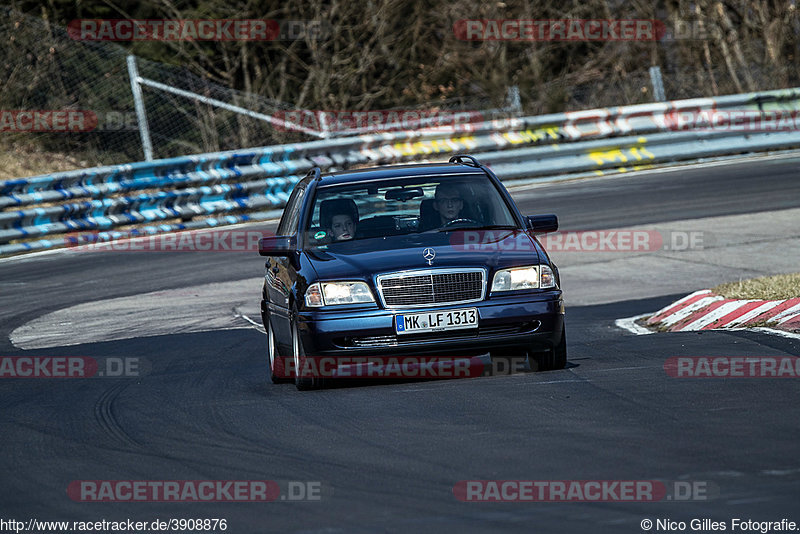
left=1, top=156, right=799, bottom=533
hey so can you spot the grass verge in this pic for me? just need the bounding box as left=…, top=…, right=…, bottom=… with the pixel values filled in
left=0, top=141, right=93, bottom=181
left=713, top=273, right=800, bottom=300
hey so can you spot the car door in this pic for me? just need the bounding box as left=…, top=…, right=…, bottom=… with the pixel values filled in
left=265, top=182, right=307, bottom=350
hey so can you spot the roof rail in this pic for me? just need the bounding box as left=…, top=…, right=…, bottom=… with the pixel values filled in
left=306, top=167, right=322, bottom=181
left=449, top=154, right=482, bottom=167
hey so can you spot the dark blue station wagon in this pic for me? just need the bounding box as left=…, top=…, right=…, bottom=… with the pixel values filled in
left=259, top=155, right=566, bottom=390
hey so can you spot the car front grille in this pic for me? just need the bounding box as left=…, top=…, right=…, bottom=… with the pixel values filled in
left=351, top=335, right=398, bottom=347
left=377, top=269, right=485, bottom=308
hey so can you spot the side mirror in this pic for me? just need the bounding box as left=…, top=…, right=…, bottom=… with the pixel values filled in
left=259, top=236, right=296, bottom=257
left=526, top=214, right=558, bottom=233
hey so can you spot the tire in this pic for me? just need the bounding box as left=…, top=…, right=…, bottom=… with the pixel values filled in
left=552, top=326, right=567, bottom=370
left=535, top=325, right=567, bottom=371
left=292, top=320, right=323, bottom=391
left=266, top=316, right=289, bottom=384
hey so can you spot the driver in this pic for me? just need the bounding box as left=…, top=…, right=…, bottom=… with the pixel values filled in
left=320, top=198, right=359, bottom=241
left=433, top=183, right=465, bottom=226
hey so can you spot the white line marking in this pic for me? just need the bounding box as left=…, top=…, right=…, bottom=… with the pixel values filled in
left=746, top=327, right=800, bottom=341
left=761, top=468, right=800, bottom=476
left=236, top=312, right=266, bottom=334
left=393, top=384, right=461, bottom=392
left=726, top=497, right=774, bottom=505
left=509, top=379, right=589, bottom=386
left=0, top=216, right=283, bottom=264
left=616, top=315, right=800, bottom=341
left=505, top=150, right=800, bottom=191
left=581, top=365, right=660, bottom=372
left=614, top=314, right=654, bottom=335
left=0, top=246, right=75, bottom=264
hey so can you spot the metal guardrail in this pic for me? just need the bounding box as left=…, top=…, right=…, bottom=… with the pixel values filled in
left=2, top=86, right=800, bottom=256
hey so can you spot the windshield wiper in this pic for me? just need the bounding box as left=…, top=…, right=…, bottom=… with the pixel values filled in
left=437, top=224, right=518, bottom=232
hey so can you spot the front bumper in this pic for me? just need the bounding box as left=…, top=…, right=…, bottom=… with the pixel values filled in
left=295, top=290, right=564, bottom=358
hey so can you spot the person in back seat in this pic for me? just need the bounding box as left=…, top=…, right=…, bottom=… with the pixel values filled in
left=320, top=198, right=359, bottom=241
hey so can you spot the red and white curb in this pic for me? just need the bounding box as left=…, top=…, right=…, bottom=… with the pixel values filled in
left=616, top=290, right=800, bottom=340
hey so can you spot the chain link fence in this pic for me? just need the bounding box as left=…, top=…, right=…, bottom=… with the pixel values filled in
left=2, top=6, right=799, bottom=172
left=1, top=8, right=140, bottom=164
left=1, top=9, right=511, bottom=167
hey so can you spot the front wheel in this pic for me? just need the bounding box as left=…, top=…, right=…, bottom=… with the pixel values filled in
left=552, top=327, right=567, bottom=370
left=292, top=320, right=323, bottom=391
left=535, top=326, right=567, bottom=371
left=267, top=316, right=289, bottom=384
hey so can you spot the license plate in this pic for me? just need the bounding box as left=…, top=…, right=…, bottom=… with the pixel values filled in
left=395, top=308, right=478, bottom=335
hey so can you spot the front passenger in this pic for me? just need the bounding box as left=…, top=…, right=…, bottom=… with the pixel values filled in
left=320, top=199, right=359, bottom=242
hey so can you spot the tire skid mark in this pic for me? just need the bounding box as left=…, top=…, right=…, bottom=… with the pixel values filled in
left=205, top=403, right=324, bottom=478
left=93, top=382, right=142, bottom=448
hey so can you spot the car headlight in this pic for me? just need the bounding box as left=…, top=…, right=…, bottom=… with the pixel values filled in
left=491, top=265, right=558, bottom=292
left=305, top=281, right=375, bottom=307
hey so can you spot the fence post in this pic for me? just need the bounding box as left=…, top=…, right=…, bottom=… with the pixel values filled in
left=127, top=55, right=154, bottom=161
left=506, top=86, right=522, bottom=113
left=649, top=66, right=667, bottom=102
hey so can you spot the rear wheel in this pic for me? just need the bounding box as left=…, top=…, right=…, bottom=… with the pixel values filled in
left=267, top=316, right=288, bottom=384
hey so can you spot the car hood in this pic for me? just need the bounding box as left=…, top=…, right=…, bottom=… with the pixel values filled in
left=305, top=230, right=543, bottom=280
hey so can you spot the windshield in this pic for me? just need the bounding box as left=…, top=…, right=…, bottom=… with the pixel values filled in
left=304, top=174, right=518, bottom=245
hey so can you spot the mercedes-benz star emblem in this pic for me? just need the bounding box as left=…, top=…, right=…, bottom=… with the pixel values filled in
left=423, top=247, right=436, bottom=265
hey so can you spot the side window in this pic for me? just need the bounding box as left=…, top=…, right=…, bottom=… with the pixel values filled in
left=277, top=185, right=306, bottom=236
